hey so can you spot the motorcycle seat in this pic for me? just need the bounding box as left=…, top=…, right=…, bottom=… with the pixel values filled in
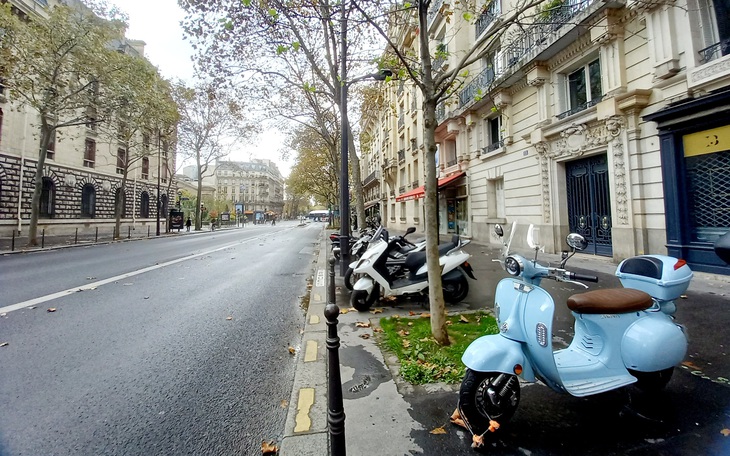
left=567, top=288, right=653, bottom=314
left=403, top=237, right=459, bottom=274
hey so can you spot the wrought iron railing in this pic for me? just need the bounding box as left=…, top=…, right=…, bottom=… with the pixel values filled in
left=428, top=0, right=444, bottom=25
left=410, top=138, right=418, bottom=150
left=398, top=149, right=406, bottom=163
left=482, top=139, right=504, bottom=154
left=398, top=114, right=405, bottom=130
left=412, top=180, right=419, bottom=188
left=556, top=95, right=604, bottom=120
left=447, top=159, right=457, bottom=167
left=399, top=186, right=406, bottom=194
left=459, top=66, right=495, bottom=107
left=475, top=1, right=500, bottom=38
left=699, top=37, right=730, bottom=64
left=363, top=170, right=380, bottom=186
left=437, top=102, right=446, bottom=122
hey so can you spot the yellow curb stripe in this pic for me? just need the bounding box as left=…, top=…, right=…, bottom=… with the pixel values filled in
left=309, top=315, right=320, bottom=325
left=294, top=388, right=315, bottom=433
left=304, top=340, right=317, bottom=362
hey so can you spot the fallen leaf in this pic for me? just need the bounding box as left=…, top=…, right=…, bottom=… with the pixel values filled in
left=0, top=313, right=5, bottom=317
left=86, top=277, right=96, bottom=280
left=288, top=346, right=296, bottom=355
left=373, top=327, right=384, bottom=333
left=47, top=308, right=57, bottom=313
left=123, top=283, right=133, bottom=286
left=370, top=308, right=383, bottom=314
left=397, top=330, right=410, bottom=337
left=360, top=334, right=371, bottom=339
left=226, top=316, right=233, bottom=320
left=682, top=361, right=701, bottom=370
left=348, top=307, right=357, bottom=312
left=430, top=426, right=447, bottom=435
left=355, top=321, right=371, bottom=328
left=446, top=321, right=453, bottom=326
left=280, top=400, right=288, bottom=408
left=29, top=306, right=36, bottom=309
left=409, top=311, right=416, bottom=316
left=383, top=296, right=397, bottom=302
left=340, top=308, right=350, bottom=314
left=420, top=313, right=431, bottom=318
left=90, top=287, right=97, bottom=291
left=407, top=322, right=413, bottom=326
left=460, top=315, right=470, bottom=323
left=0, top=342, right=8, bottom=348
left=721, top=428, right=730, bottom=437
left=402, top=340, right=411, bottom=348
left=261, top=440, right=278, bottom=454
left=143, top=296, right=149, bottom=299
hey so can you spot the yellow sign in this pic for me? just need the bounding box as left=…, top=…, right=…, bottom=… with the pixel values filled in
left=683, top=125, right=730, bottom=157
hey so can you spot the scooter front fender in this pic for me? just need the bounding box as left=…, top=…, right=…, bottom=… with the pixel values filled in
left=462, top=335, right=536, bottom=382
left=353, top=276, right=374, bottom=294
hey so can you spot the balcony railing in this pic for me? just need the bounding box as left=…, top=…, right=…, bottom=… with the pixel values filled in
left=482, top=139, right=504, bottom=154
left=398, top=114, right=405, bottom=130
left=556, top=95, right=604, bottom=120
left=410, top=138, right=418, bottom=150
left=437, top=102, right=446, bottom=122
left=399, top=186, right=406, bottom=194
left=398, top=149, right=406, bottom=163
left=412, top=180, right=419, bottom=188
left=475, top=1, right=500, bottom=39
left=428, top=0, right=444, bottom=25
left=459, top=66, right=495, bottom=107
left=699, top=37, right=730, bottom=64
left=363, top=170, right=380, bottom=186
left=447, top=159, right=457, bottom=167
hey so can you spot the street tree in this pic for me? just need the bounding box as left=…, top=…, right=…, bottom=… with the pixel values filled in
left=0, top=1, right=130, bottom=245
left=355, top=0, right=550, bottom=345
left=97, top=57, right=178, bottom=238
left=179, top=0, right=386, bottom=232
left=173, top=81, right=257, bottom=231
left=286, top=123, right=341, bottom=212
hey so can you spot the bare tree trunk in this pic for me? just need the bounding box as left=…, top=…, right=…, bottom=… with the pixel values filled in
left=28, top=120, right=53, bottom=246
left=115, top=172, right=128, bottom=239
left=347, top=123, right=365, bottom=231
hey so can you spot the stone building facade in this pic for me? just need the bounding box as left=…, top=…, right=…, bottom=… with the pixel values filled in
left=213, top=159, right=285, bottom=221
left=0, top=0, right=177, bottom=238
left=360, top=0, right=730, bottom=274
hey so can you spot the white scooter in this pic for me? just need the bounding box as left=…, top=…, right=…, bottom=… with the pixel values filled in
left=350, top=226, right=475, bottom=311
left=457, top=222, right=692, bottom=443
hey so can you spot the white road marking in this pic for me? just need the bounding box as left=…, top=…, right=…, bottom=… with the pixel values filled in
left=0, top=233, right=281, bottom=314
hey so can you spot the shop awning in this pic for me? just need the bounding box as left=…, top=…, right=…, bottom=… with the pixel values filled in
left=395, top=172, right=465, bottom=202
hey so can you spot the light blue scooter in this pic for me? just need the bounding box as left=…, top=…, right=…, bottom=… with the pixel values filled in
left=458, top=222, right=692, bottom=442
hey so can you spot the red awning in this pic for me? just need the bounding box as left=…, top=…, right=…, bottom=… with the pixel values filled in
left=395, top=172, right=465, bottom=202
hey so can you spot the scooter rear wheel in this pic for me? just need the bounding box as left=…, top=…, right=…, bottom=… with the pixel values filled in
left=459, top=369, right=520, bottom=436
left=443, top=274, right=469, bottom=303
left=351, top=284, right=380, bottom=311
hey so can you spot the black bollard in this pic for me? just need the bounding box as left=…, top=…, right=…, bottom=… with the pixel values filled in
left=11, top=230, right=15, bottom=251
left=41, top=229, right=45, bottom=248
left=95, top=227, right=98, bottom=242
left=325, top=257, right=346, bottom=455
left=128, top=226, right=131, bottom=239
left=74, top=228, right=78, bottom=245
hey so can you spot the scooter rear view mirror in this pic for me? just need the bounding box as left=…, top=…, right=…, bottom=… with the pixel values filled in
left=566, top=233, right=588, bottom=251
left=494, top=224, right=504, bottom=237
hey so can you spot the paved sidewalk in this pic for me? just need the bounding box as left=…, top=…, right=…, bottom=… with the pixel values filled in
left=281, top=230, right=730, bottom=455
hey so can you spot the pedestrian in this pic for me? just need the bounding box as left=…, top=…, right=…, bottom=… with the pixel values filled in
left=185, top=217, right=191, bottom=232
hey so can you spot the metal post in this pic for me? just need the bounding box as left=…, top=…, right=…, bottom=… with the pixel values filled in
left=12, top=230, right=15, bottom=251
left=95, top=227, right=98, bottom=243
left=74, top=228, right=78, bottom=245
left=339, top=0, right=350, bottom=277
left=325, top=257, right=346, bottom=455
left=148, top=226, right=150, bottom=237
left=128, top=226, right=131, bottom=239
left=41, top=229, right=45, bottom=248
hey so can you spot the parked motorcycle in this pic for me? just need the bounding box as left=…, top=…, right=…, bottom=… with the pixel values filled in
left=350, top=226, right=475, bottom=311
left=343, top=227, right=425, bottom=290
left=457, top=222, right=692, bottom=443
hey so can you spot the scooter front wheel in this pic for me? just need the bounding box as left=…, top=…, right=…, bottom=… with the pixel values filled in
left=629, top=367, right=674, bottom=392
left=344, top=267, right=359, bottom=291
left=350, top=284, right=380, bottom=311
left=459, top=369, right=520, bottom=436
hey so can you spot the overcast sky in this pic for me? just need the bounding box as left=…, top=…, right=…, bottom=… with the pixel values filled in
left=112, top=0, right=291, bottom=176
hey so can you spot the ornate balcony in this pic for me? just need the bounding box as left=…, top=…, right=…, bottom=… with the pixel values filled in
left=475, top=1, right=500, bottom=39
left=699, top=38, right=730, bottom=64
left=363, top=170, right=380, bottom=188
left=556, top=95, right=604, bottom=120
left=459, top=66, right=495, bottom=107
left=398, top=149, right=406, bottom=163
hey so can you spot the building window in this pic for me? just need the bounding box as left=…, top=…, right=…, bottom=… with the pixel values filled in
left=81, top=184, right=96, bottom=217
left=40, top=177, right=55, bottom=218
left=84, top=139, right=95, bottom=168
left=117, top=148, right=126, bottom=174
left=160, top=194, right=168, bottom=216
left=558, top=59, right=602, bottom=119
left=141, top=157, right=149, bottom=179
left=115, top=188, right=126, bottom=218
left=143, top=133, right=150, bottom=152
left=483, top=116, right=503, bottom=153
left=487, top=177, right=505, bottom=219
left=162, top=140, right=169, bottom=158
left=697, top=0, right=730, bottom=63
left=140, top=191, right=150, bottom=218
left=46, top=131, right=56, bottom=160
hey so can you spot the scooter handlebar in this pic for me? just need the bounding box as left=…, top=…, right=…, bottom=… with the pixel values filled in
left=568, top=272, right=599, bottom=283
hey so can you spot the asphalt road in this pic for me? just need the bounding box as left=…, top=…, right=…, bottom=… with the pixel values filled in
left=0, top=221, right=321, bottom=456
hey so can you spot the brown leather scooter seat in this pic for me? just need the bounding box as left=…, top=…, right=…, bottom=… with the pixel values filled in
left=567, top=288, right=653, bottom=314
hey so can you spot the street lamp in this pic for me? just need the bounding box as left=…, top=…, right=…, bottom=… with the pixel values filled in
left=338, top=2, right=392, bottom=275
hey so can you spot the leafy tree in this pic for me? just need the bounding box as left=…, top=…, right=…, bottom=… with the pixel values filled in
left=97, top=57, right=178, bottom=238
left=173, top=81, right=258, bottom=230
left=355, top=0, right=549, bottom=344
left=179, top=0, right=386, bottom=233
left=0, top=1, right=131, bottom=245
left=286, top=124, right=340, bottom=210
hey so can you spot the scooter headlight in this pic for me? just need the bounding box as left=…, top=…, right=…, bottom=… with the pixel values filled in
left=504, top=256, right=522, bottom=276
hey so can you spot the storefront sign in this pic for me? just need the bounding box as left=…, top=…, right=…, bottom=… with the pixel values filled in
left=683, top=125, right=730, bottom=157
